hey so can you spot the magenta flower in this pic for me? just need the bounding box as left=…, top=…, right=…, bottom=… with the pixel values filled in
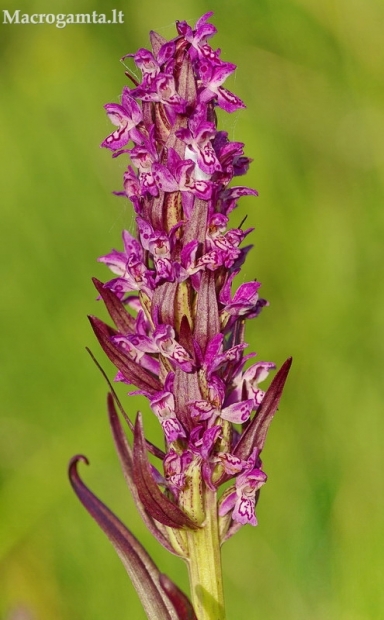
left=101, top=86, right=143, bottom=150
left=70, top=12, right=291, bottom=620
left=219, top=448, right=267, bottom=526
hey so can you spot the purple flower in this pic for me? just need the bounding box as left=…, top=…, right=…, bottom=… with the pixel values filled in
left=175, top=103, right=222, bottom=175
left=198, top=57, right=246, bottom=113
left=219, top=449, right=267, bottom=526
left=131, top=73, right=187, bottom=120
left=97, top=229, right=154, bottom=298
left=152, top=148, right=213, bottom=218
left=70, top=13, right=292, bottom=620
left=176, top=12, right=217, bottom=60
left=101, top=87, right=143, bottom=150
left=150, top=389, right=186, bottom=443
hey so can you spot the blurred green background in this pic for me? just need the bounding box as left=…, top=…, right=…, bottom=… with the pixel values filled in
left=1, top=0, right=383, bottom=618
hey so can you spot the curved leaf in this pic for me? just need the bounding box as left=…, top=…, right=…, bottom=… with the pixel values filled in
left=68, top=455, right=178, bottom=620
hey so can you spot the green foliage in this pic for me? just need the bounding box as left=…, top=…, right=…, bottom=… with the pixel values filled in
left=1, top=0, right=383, bottom=618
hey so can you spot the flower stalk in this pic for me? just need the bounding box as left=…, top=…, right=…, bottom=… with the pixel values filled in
left=69, top=12, right=291, bottom=620
left=186, top=489, right=225, bottom=620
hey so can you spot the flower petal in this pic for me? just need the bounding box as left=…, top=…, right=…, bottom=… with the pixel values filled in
left=221, top=399, right=254, bottom=424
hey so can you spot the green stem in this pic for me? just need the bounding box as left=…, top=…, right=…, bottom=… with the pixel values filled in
left=186, top=489, right=226, bottom=620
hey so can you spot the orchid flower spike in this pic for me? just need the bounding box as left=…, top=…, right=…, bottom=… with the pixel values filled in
left=70, top=12, right=291, bottom=620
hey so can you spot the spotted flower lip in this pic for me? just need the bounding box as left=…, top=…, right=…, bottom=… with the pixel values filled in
left=218, top=449, right=268, bottom=526
left=175, top=103, right=222, bottom=175
left=101, top=87, right=143, bottom=151
left=70, top=12, right=291, bottom=620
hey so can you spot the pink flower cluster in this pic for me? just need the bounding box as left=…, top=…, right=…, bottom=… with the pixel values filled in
left=89, top=12, right=290, bottom=533
left=70, top=14, right=291, bottom=619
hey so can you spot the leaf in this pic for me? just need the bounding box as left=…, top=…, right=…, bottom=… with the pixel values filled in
left=178, top=316, right=196, bottom=361
left=183, top=198, right=208, bottom=247
left=89, top=315, right=162, bottom=394
left=177, top=55, right=197, bottom=107
left=86, top=350, right=165, bottom=461
left=68, top=455, right=178, bottom=620
left=152, top=281, right=177, bottom=326
left=160, top=574, right=198, bottom=620
left=194, top=271, right=220, bottom=355
left=107, top=394, right=180, bottom=555
left=162, top=190, right=182, bottom=233
left=234, top=357, right=292, bottom=461
left=92, top=277, right=136, bottom=334
left=150, top=30, right=167, bottom=55
left=173, top=366, right=202, bottom=432
left=133, top=414, right=199, bottom=530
